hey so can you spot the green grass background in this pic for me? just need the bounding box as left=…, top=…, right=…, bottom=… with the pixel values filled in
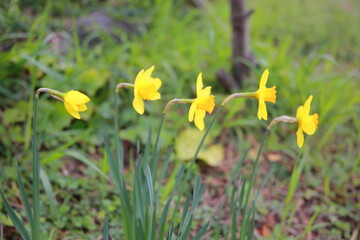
left=0, top=0, right=359, bottom=239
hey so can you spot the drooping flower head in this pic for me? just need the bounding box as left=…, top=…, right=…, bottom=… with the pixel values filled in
left=188, top=73, right=215, bottom=131
left=63, top=90, right=90, bottom=119
left=268, top=95, right=319, bottom=148
left=35, top=88, right=90, bottom=119
left=296, top=95, right=319, bottom=148
left=254, top=69, right=277, bottom=120
left=221, top=69, right=276, bottom=121
left=132, top=66, right=162, bottom=114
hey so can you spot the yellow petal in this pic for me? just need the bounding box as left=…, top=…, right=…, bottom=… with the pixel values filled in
left=77, top=104, right=87, bottom=112
left=301, top=116, right=316, bottom=135
left=64, top=90, right=90, bottom=105
left=296, top=105, right=304, bottom=119
left=149, top=77, right=162, bottom=90
left=132, top=93, right=144, bottom=114
left=257, top=100, right=268, bottom=120
left=303, top=95, right=313, bottom=116
left=142, top=66, right=155, bottom=80
left=200, top=86, right=211, bottom=97
left=64, top=102, right=80, bottom=119
left=196, top=73, right=203, bottom=97
left=134, top=69, right=145, bottom=84
left=259, top=69, right=269, bottom=89
left=188, top=102, right=197, bottom=122
left=296, top=126, right=304, bottom=148
left=194, top=109, right=206, bottom=131
left=149, top=92, right=161, bottom=100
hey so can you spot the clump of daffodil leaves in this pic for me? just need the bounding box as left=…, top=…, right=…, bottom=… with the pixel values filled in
left=36, top=88, right=90, bottom=119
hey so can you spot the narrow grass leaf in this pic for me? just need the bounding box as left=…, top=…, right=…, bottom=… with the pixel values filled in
left=237, top=178, right=246, bottom=221
left=247, top=207, right=256, bottom=240
left=134, top=163, right=145, bottom=227
left=102, top=215, right=109, bottom=240
left=254, top=167, right=274, bottom=203
left=32, top=97, right=40, bottom=240
left=151, top=114, right=166, bottom=181
left=240, top=130, right=269, bottom=239
left=156, top=147, right=173, bottom=204
left=64, top=150, right=109, bottom=180
left=103, top=134, right=133, bottom=239
left=166, top=221, right=174, bottom=240
left=158, top=195, right=173, bottom=239
left=179, top=196, right=191, bottom=232
left=230, top=184, right=237, bottom=240
left=180, top=215, right=193, bottom=240
left=193, top=221, right=210, bottom=240
left=301, top=207, right=320, bottom=238
left=229, top=148, right=249, bottom=184
left=145, top=164, right=154, bottom=206
left=181, top=180, right=207, bottom=239
left=22, top=55, right=64, bottom=81
left=173, top=107, right=222, bottom=223
left=144, top=127, right=152, bottom=162
left=114, top=94, right=124, bottom=174
left=149, top=205, right=157, bottom=240
left=0, top=190, right=31, bottom=240
left=39, top=168, right=57, bottom=215
left=16, top=164, right=34, bottom=235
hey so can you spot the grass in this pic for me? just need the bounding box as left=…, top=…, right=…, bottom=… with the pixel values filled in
left=0, top=0, right=359, bottom=239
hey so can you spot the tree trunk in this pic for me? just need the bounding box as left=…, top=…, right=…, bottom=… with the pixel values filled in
left=229, top=0, right=256, bottom=88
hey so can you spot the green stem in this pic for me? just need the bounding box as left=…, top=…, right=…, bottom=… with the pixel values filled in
left=163, top=98, right=194, bottom=113
left=32, top=96, right=40, bottom=240
left=115, top=83, right=134, bottom=92
left=171, top=105, right=223, bottom=221
left=114, top=93, right=124, bottom=174
left=221, top=92, right=257, bottom=106
left=48, top=89, right=65, bottom=98
left=239, top=129, right=269, bottom=239
left=151, top=114, right=166, bottom=185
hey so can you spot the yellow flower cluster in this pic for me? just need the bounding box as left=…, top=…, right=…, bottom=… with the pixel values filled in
left=38, top=66, right=318, bottom=148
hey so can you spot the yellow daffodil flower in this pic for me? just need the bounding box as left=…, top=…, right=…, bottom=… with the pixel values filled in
left=296, top=95, right=319, bottom=148
left=221, top=69, right=276, bottom=120
left=268, top=95, right=319, bottom=148
left=63, top=90, right=90, bottom=119
left=188, top=73, right=215, bottom=131
left=253, top=69, right=277, bottom=120
left=163, top=73, right=215, bottom=131
left=132, top=66, right=162, bottom=114
left=35, top=88, right=90, bottom=119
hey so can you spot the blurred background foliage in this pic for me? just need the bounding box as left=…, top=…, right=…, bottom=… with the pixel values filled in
left=0, top=0, right=359, bottom=239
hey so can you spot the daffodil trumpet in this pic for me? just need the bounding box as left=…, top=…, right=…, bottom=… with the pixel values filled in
left=35, top=88, right=90, bottom=119
left=222, top=69, right=277, bottom=120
